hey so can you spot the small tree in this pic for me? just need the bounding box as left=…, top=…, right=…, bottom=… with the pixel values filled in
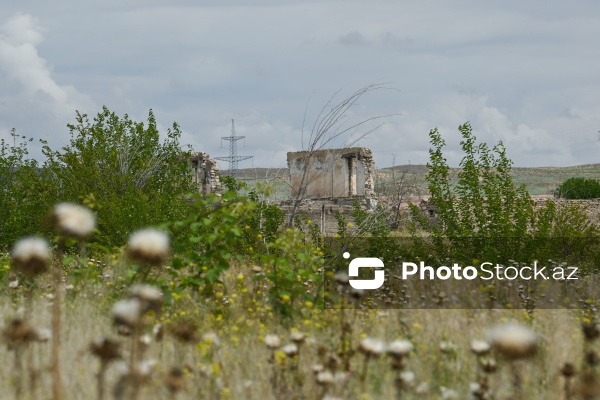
left=418, top=123, right=533, bottom=236
left=42, top=107, right=195, bottom=247
left=410, top=122, right=598, bottom=264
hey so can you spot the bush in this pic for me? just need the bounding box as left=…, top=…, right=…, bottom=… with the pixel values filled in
left=409, top=122, right=600, bottom=266
left=42, top=107, right=195, bottom=248
left=556, top=177, right=600, bottom=199
left=0, top=130, right=53, bottom=248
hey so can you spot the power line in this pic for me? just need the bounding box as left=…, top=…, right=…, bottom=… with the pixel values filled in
left=215, top=119, right=253, bottom=177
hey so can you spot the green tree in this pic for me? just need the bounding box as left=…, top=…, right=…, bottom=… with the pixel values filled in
left=411, top=122, right=598, bottom=265
left=42, top=107, right=195, bottom=248
left=0, top=130, right=51, bottom=248
left=556, top=177, right=600, bottom=199
left=421, top=122, right=533, bottom=239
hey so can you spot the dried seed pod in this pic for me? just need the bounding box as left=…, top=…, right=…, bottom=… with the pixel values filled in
left=290, top=331, right=306, bottom=345
left=561, top=362, right=575, bottom=378
left=333, top=272, right=349, bottom=285
left=164, top=367, right=186, bottom=394
left=127, top=229, right=170, bottom=266
left=281, top=343, right=299, bottom=358
left=11, top=237, right=51, bottom=276
left=52, top=203, right=96, bottom=239
left=582, top=322, right=600, bottom=341
left=112, top=298, right=144, bottom=328
left=2, top=318, right=39, bottom=344
left=470, top=340, right=491, bottom=356
left=129, top=285, right=163, bottom=313
left=90, top=337, right=122, bottom=362
left=359, top=337, right=385, bottom=357
left=264, top=334, right=281, bottom=350
left=170, top=320, right=197, bottom=343
left=487, top=323, right=537, bottom=360
left=316, top=371, right=334, bottom=386
left=387, top=339, right=413, bottom=358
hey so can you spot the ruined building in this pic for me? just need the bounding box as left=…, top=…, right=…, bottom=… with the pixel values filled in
left=189, top=148, right=378, bottom=234
left=190, top=152, right=221, bottom=195
left=287, top=147, right=376, bottom=203
left=282, top=147, right=377, bottom=233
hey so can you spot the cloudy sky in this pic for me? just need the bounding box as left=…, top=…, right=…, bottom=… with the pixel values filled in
left=1, top=1, right=600, bottom=169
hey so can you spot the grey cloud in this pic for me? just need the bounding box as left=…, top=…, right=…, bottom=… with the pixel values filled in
left=381, top=32, right=413, bottom=48
left=338, top=31, right=369, bottom=46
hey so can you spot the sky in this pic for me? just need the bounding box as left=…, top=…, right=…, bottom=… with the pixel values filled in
left=1, top=1, right=600, bottom=169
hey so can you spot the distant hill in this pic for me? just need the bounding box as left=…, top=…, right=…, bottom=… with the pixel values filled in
left=236, top=163, right=600, bottom=197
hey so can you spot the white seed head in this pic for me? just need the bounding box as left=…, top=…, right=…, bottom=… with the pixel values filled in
left=112, top=298, right=144, bottom=328
left=127, top=229, right=170, bottom=265
left=387, top=339, right=413, bottom=357
left=470, top=339, right=492, bottom=355
left=264, top=334, right=281, bottom=349
left=11, top=237, right=51, bottom=275
left=487, top=323, right=537, bottom=360
left=53, top=203, right=96, bottom=239
left=441, top=386, right=458, bottom=400
left=469, top=382, right=481, bottom=394
left=139, top=334, right=152, bottom=346
left=136, top=359, right=157, bottom=378
left=359, top=337, right=386, bottom=357
left=290, top=331, right=306, bottom=344
left=439, top=341, right=457, bottom=353
left=316, top=371, right=335, bottom=385
left=312, top=364, right=325, bottom=373
left=130, top=284, right=162, bottom=300
left=281, top=343, right=299, bottom=357
left=400, top=371, right=416, bottom=386
left=115, top=360, right=129, bottom=376
left=415, top=382, right=429, bottom=395
left=35, top=328, right=52, bottom=342
left=333, top=272, right=350, bottom=285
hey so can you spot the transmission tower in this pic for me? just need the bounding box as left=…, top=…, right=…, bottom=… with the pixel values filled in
left=215, top=119, right=253, bottom=177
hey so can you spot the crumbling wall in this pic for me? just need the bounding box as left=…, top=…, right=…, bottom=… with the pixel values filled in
left=190, top=152, right=221, bottom=195
left=282, top=147, right=377, bottom=234
left=287, top=147, right=376, bottom=202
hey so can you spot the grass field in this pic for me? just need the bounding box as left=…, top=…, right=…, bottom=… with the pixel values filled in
left=0, top=259, right=592, bottom=400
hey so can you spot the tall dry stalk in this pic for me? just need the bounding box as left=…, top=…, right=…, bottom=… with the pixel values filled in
left=51, top=248, right=63, bottom=400
left=50, top=202, right=96, bottom=400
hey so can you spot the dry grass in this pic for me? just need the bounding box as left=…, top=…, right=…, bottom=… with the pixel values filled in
left=0, top=260, right=595, bottom=400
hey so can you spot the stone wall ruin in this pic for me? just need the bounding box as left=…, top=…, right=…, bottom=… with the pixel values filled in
left=287, top=147, right=376, bottom=202
left=281, top=147, right=377, bottom=234
left=190, top=152, right=221, bottom=195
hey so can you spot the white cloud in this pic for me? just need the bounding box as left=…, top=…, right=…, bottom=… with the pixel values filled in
left=0, top=14, right=92, bottom=117
left=0, top=2, right=600, bottom=168
left=0, top=13, right=94, bottom=153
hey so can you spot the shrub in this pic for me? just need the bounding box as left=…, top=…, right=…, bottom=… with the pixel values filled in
left=556, top=177, right=600, bottom=199
left=42, top=107, right=195, bottom=248
left=409, top=122, right=600, bottom=266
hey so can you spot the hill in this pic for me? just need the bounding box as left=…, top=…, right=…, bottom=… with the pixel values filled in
left=235, top=163, right=600, bottom=198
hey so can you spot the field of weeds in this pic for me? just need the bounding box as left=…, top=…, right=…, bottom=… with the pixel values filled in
left=0, top=242, right=597, bottom=399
